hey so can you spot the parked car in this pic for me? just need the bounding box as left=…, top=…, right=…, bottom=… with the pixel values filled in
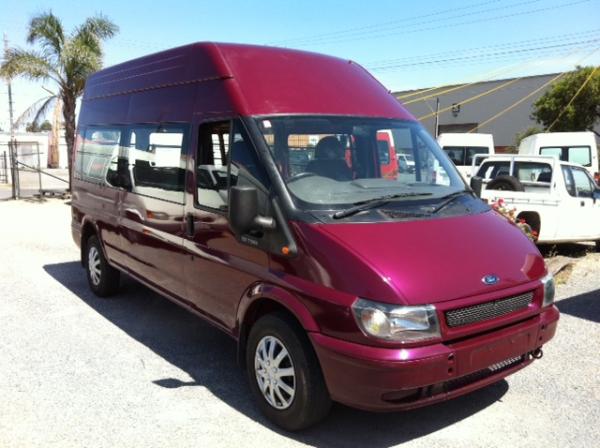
left=71, top=42, right=559, bottom=431
left=518, top=131, right=599, bottom=182
left=437, top=132, right=495, bottom=180
left=472, top=154, right=600, bottom=245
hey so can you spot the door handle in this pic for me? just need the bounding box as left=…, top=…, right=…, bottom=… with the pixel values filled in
left=185, top=213, right=195, bottom=237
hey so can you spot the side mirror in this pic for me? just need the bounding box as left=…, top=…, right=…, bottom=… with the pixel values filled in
left=470, top=176, right=483, bottom=198
left=229, top=185, right=276, bottom=235
left=593, top=189, right=600, bottom=203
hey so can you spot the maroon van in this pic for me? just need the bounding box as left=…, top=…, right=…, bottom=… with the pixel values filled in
left=71, top=43, right=558, bottom=430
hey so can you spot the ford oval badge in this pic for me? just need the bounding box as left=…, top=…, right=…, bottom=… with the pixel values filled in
left=482, top=274, right=500, bottom=285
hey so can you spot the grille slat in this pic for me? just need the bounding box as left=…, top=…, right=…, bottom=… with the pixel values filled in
left=445, top=292, right=533, bottom=327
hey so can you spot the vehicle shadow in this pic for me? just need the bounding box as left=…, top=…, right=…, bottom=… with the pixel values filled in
left=538, top=242, right=594, bottom=258
left=556, top=289, right=600, bottom=323
left=44, top=261, right=509, bottom=447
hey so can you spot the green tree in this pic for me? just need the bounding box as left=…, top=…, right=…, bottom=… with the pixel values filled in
left=26, top=120, right=52, bottom=132
left=1, top=11, right=118, bottom=185
left=514, top=126, right=543, bottom=147
left=532, top=66, right=600, bottom=137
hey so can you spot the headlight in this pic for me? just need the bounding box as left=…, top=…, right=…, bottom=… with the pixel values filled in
left=541, top=272, right=555, bottom=307
left=352, top=298, right=441, bottom=343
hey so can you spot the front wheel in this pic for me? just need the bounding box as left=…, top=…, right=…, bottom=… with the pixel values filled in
left=85, top=234, right=120, bottom=297
left=246, top=313, right=331, bottom=431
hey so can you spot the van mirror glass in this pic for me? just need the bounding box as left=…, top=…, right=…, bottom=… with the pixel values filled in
left=470, top=176, right=483, bottom=197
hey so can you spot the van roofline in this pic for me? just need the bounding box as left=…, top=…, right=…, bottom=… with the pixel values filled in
left=81, top=42, right=415, bottom=121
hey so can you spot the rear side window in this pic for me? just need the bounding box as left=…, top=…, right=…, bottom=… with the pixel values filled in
left=76, top=127, right=122, bottom=184
left=443, top=146, right=464, bottom=165
left=477, top=161, right=510, bottom=179
left=540, top=146, right=592, bottom=167
left=568, top=146, right=591, bottom=166
left=124, top=124, right=188, bottom=204
left=514, top=162, right=552, bottom=183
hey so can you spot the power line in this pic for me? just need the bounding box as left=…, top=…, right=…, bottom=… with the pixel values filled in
left=272, top=0, right=537, bottom=46
left=467, top=48, right=599, bottom=132
left=365, top=28, right=600, bottom=67
left=275, top=0, right=592, bottom=47
left=417, top=77, right=524, bottom=120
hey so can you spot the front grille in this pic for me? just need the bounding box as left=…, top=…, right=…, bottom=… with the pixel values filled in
left=445, top=291, right=533, bottom=328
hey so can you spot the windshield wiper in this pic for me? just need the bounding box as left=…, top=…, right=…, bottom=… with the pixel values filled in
left=332, top=192, right=433, bottom=219
left=430, top=190, right=472, bottom=214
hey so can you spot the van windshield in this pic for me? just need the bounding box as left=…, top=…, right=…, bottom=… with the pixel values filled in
left=255, top=116, right=465, bottom=209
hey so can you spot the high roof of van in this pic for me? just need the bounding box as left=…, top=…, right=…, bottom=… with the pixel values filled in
left=518, top=132, right=598, bottom=153
left=82, top=42, right=414, bottom=120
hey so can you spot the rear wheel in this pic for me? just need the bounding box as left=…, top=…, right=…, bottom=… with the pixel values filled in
left=246, top=313, right=331, bottom=431
left=487, top=175, right=525, bottom=191
left=85, top=234, right=120, bottom=297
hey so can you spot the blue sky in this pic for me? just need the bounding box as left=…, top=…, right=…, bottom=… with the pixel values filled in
left=1, top=0, right=599, bottom=130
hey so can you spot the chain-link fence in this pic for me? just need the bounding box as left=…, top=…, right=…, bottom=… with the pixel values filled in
left=0, top=141, right=69, bottom=200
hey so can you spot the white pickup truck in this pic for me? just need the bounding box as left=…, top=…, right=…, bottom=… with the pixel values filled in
left=471, top=154, right=600, bottom=245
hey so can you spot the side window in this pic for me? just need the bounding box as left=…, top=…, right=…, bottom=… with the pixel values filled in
left=476, top=161, right=510, bottom=179
left=514, top=162, right=552, bottom=183
left=443, top=146, right=465, bottom=165
left=196, top=120, right=270, bottom=211
left=571, top=167, right=594, bottom=198
left=125, top=124, right=187, bottom=204
left=230, top=121, right=271, bottom=191
left=377, top=140, right=390, bottom=165
left=540, top=147, right=563, bottom=160
left=465, top=147, right=489, bottom=166
left=196, top=121, right=230, bottom=210
left=76, top=127, right=122, bottom=184
left=568, top=146, right=591, bottom=166
left=562, top=166, right=576, bottom=196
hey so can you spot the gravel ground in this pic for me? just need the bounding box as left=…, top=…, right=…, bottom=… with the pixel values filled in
left=0, top=199, right=598, bottom=448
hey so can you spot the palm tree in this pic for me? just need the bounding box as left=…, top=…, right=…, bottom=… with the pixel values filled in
left=1, top=12, right=118, bottom=185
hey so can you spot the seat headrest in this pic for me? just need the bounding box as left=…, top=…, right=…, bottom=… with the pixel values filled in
left=315, top=136, right=343, bottom=160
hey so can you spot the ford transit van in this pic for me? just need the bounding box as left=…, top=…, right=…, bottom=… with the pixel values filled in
left=72, top=43, right=559, bottom=430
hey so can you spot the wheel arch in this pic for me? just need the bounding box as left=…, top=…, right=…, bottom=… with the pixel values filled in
left=516, top=210, right=541, bottom=235
left=236, top=283, right=320, bottom=367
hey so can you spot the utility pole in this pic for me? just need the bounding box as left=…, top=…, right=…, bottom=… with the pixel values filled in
left=434, top=97, right=440, bottom=138
left=3, top=33, right=18, bottom=199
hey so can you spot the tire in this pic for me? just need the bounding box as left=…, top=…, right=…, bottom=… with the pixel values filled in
left=487, top=175, right=525, bottom=192
left=85, top=234, right=120, bottom=297
left=246, top=313, right=331, bottom=431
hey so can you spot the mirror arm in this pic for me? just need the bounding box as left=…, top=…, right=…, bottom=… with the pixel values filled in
left=254, top=215, right=276, bottom=230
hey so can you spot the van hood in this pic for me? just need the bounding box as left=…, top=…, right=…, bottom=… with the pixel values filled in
left=295, top=211, right=545, bottom=305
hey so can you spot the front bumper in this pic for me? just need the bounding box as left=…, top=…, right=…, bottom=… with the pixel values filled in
left=310, top=306, right=559, bottom=411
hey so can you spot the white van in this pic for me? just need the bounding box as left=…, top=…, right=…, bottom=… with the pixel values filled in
left=437, top=133, right=495, bottom=180
left=518, top=132, right=598, bottom=179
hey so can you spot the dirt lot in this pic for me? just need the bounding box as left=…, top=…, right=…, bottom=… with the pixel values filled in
left=0, top=199, right=598, bottom=448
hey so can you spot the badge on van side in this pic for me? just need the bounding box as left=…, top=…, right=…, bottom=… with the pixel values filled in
left=482, top=274, right=500, bottom=285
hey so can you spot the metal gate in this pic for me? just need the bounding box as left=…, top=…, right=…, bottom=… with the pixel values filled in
left=0, top=140, right=69, bottom=200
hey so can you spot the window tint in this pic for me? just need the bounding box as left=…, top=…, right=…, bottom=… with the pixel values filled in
left=124, top=124, right=187, bottom=204
left=196, top=120, right=270, bottom=210
left=571, top=167, right=594, bottom=198
left=568, top=146, right=591, bottom=166
left=76, top=127, right=122, bottom=184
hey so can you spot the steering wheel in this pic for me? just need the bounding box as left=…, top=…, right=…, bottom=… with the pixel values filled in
left=287, top=172, right=318, bottom=183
